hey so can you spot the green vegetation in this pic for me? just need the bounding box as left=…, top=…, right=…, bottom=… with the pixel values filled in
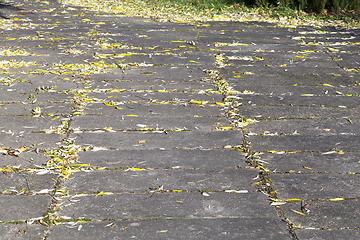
left=162, top=0, right=359, bottom=13
left=162, top=0, right=360, bottom=20
left=60, top=0, right=359, bottom=26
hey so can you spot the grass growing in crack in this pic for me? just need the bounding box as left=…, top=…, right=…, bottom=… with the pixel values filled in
left=4, top=221, right=25, bottom=225
left=56, top=218, right=92, bottom=223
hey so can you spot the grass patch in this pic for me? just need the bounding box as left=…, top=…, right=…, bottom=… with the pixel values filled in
left=60, top=0, right=359, bottom=28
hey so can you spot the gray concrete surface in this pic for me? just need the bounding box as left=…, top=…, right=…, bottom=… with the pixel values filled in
left=0, top=0, right=359, bottom=239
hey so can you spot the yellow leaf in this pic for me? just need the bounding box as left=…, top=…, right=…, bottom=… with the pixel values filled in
left=322, top=83, right=334, bottom=87
left=292, top=209, right=305, bottom=215
left=172, top=190, right=182, bottom=192
left=176, top=201, right=184, bottom=203
left=129, top=167, right=143, bottom=171
left=220, top=127, right=233, bottom=130
left=303, top=166, right=312, bottom=170
left=126, top=114, right=138, bottom=117
left=96, top=191, right=104, bottom=196
left=40, top=220, right=49, bottom=226
left=329, top=198, right=344, bottom=201
left=2, top=189, right=7, bottom=194
left=285, top=199, right=302, bottom=202
left=138, top=140, right=146, bottom=143
left=215, top=102, right=224, bottom=106
left=104, top=102, right=114, bottom=107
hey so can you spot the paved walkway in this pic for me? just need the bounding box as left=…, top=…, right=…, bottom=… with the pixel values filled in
left=0, top=0, right=359, bottom=239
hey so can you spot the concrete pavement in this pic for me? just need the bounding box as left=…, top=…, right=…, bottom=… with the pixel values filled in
left=0, top=0, right=359, bottom=239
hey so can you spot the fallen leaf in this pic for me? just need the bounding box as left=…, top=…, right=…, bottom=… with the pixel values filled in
left=292, top=209, right=305, bottom=215
left=96, top=191, right=104, bottom=196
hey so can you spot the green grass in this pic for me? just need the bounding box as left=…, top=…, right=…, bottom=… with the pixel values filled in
left=60, top=0, right=359, bottom=27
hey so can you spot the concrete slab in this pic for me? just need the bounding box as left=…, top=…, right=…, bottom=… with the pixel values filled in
left=221, top=65, right=344, bottom=76
left=248, top=135, right=360, bottom=152
left=72, top=131, right=243, bottom=150
left=281, top=199, right=359, bottom=229
left=0, top=173, right=56, bottom=192
left=77, top=149, right=245, bottom=169
left=272, top=174, right=359, bottom=200
left=247, top=119, right=360, bottom=136
left=0, top=224, right=47, bottom=240
left=0, top=152, right=51, bottom=168
left=47, top=218, right=291, bottom=240
left=82, top=103, right=223, bottom=118
left=86, top=91, right=223, bottom=103
left=82, top=80, right=214, bottom=92
left=238, top=95, right=360, bottom=108
left=57, top=192, right=277, bottom=220
left=296, top=229, right=360, bottom=240
left=223, top=73, right=320, bottom=86
left=86, top=66, right=210, bottom=82
left=0, top=103, right=73, bottom=116
left=64, top=168, right=259, bottom=194
left=0, top=132, right=64, bottom=150
left=239, top=105, right=360, bottom=120
left=257, top=152, right=360, bottom=173
left=71, top=115, right=229, bottom=131
left=231, top=85, right=359, bottom=96
left=0, top=116, right=63, bottom=134
left=0, top=195, right=51, bottom=221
